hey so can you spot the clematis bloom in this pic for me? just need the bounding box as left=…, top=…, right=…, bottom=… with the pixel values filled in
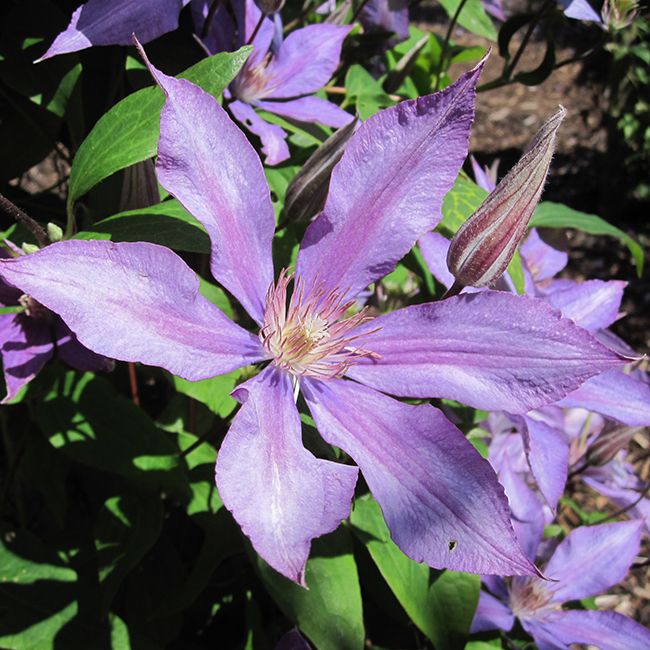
left=0, top=46, right=624, bottom=584
left=196, top=0, right=353, bottom=164
left=471, top=520, right=650, bottom=649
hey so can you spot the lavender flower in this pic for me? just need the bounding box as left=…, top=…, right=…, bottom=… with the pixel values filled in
left=0, top=246, right=112, bottom=403
left=358, top=0, right=410, bottom=42
left=0, top=47, right=623, bottom=584
left=195, top=0, right=353, bottom=165
left=471, top=520, right=650, bottom=649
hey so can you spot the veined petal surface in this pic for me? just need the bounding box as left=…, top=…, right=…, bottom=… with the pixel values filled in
left=302, top=377, right=537, bottom=576
left=255, top=96, right=353, bottom=128
left=215, top=367, right=358, bottom=584
left=346, top=291, right=623, bottom=414
left=138, top=43, right=276, bottom=324
left=296, top=64, right=483, bottom=302
left=0, top=240, right=264, bottom=380
left=470, top=590, right=515, bottom=633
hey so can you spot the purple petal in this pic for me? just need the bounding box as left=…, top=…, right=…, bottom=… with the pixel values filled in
left=238, top=0, right=276, bottom=60
left=191, top=0, right=236, bottom=54
left=520, top=228, right=568, bottom=282
left=521, top=415, right=568, bottom=511
left=545, top=280, right=626, bottom=331
left=498, top=461, right=545, bottom=561
left=255, top=96, right=353, bottom=128
left=275, top=629, right=312, bottom=650
left=54, top=319, right=113, bottom=372
left=559, top=0, right=603, bottom=23
left=302, top=377, right=537, bottom=576
left=39, top=0, right=189, bottom=61
left=261, top=25, right=351, bottom=100
left=137, top=43, right=276, bottom=324
left=297, top=64, right=483, bottom=303
left=359, top=0, right=410, bottom=41
left=544, top=520, right=642, bottom=602
left=418, top=232, right=454, bottom=289
left=0, top=316, right=53, bottom=403
left=482, top=0, right=506, bottom=22
left=524, top=610, right=650, bottom=650
left=229, top=99, right=290, bottom=166
left=0, top=240, right=264, bottom=380
left=470, top=590, right=515, bottom=633
left=558, top=369, right=650, bottom=426
left=215, top=367, right=358, bottom=585
left=346, top=291, right=622, bottom=414
left=470, top=155, right=497, bottom=192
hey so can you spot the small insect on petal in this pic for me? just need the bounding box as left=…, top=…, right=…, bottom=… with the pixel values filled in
left=447, top=106, right=566, bottom=289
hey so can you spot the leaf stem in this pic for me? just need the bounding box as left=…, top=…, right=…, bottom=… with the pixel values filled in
left=434, top=0, right=470, bottom=90
left=0, top=192, right=49, bottom=247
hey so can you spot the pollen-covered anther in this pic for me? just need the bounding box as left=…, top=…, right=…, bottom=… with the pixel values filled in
left=260, top=269, right=379, bottom=379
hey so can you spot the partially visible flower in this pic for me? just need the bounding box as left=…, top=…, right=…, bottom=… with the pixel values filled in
left=359, top=0, right=410, bottom=42
left=0, top=47, right=623, bottom=585
left=0, top=245, right=112, bottom=403
left=197, top=0, right=353, bottom=164
left=447, top=107, right=566, bottom=290
left=38, top=0, right=191, bottom=61
left=471, top=520, right=650, bottom=649
left=558, top=0, right=604, bottom=23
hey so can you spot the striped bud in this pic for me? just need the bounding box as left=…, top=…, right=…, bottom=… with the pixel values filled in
left=447, top=106, right=566, bottom=288
left=586, top=424, right=641, bottom=467
left=119, top=159, right=160, bottom=213
left=282, top=116, right=358, bottom=226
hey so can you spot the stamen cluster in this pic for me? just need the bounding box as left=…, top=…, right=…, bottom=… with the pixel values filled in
left=260, top=269, right=378, bottom=379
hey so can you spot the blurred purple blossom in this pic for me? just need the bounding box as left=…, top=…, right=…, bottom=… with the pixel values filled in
left=472, top=520, right=650, bottom=649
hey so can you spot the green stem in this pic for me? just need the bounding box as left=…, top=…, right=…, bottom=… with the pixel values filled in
left=434, top=0, right=470, bottom=91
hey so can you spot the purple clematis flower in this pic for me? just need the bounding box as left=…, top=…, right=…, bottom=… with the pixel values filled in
left=471, top=520, right=650, bottom=650
left=0, top=48, right=624, bottom=585
left=195, top=0, right=353, bottom=165
left=0, top=245, right=112, bottom=403
left=38, top=0, right=192, bottom=61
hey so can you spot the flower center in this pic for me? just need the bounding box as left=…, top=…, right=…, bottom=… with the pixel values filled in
left=232, top=55, right=272, bottom=104
left=259, top=269, right=379, bottom=379
left=509, top=577, right=554, bottom=619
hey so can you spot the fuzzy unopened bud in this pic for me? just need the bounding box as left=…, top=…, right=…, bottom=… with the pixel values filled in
left=254, top=0, right=285, bottom=13
left=21, top=243, right=40, bottom=255
left=46, top=222, right=64, bottom=242
left=119, top=159, right=160, bottom=213
left=282, top=116, right=358, bottom=226
left=586, top=425, right=641, bottom=467
left=447, top=107, right=566, bottom=289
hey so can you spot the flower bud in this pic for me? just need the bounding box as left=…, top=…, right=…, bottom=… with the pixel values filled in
left=282, top=116, right=358, bottom=226
left=47, top=222, right=64, bottom=242
left=447, top=106, right=566, bottom=288
left=21, top=243, right=40, bottom=255
left=119, top=159, right=160, bottom=213
left=586, top=424, right=641, bottom=467
left=254, top=0, right=285, bottom=14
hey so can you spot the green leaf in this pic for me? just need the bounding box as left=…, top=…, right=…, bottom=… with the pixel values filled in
left=506, top=248, right=526, bottom=294
left=0, top=526, right=78, bottom=649
left=531, top=201, right=645, bottom=275
left=94, top=494, right=163, bottom=614
left=439, top=173, right=488, bottom=235
left=172, top=370, right=239, bottom=418
left=438, top=0, right=497, bottom=40
left=35, top=370, right=190, bottom=498
left=75, top=198, right=210, bottom=253
left=256, top=527, right=364, bottom=650
left=344, top=65, right=393, bottom=120
left=68, top=47, right=251, bottom=208
left=350, top=495, right=479, bottom=649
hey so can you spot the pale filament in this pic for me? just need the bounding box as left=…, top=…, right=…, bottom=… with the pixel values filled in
left=260, top=269, right=379, bottom=379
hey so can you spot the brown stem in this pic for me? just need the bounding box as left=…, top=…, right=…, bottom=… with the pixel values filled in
left=247, top=13, right=267, bottom=45
left=0, top=192, right=49, bottom=248
left=128, top=362, right=140, bottom=406
left=442, top=279, right=464, bottom=299
left=434, top=0, right=470, bottom=90
left=591, top=481, right=650, bottom=525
